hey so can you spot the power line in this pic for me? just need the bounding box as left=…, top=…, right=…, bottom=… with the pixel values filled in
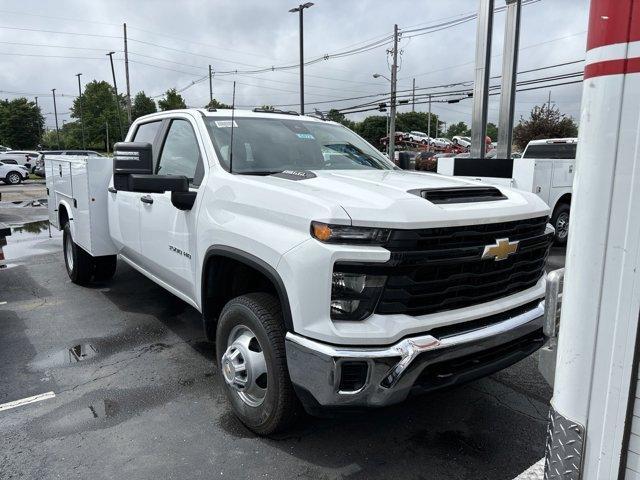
left=0, top=25, right=120, bottom=38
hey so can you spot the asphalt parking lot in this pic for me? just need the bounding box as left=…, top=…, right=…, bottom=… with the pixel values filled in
left=0, top=211, right=565, bottom=480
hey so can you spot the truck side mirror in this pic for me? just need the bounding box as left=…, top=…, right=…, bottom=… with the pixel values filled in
left=128, top=174, right=196, bottom=211
left=113, top=142, right=153, bottom=190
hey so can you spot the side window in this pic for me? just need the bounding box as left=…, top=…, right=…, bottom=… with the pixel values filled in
left=132, top=121, right=162, bottom=144
left=157, top=119, right=203, bottom=187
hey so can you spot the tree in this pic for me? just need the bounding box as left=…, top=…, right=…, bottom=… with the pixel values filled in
left=327, top=109, right=355, bottom=129
left=513, top=104, right=578, bottom=150
left=69, top=80, right=126, bottom=150
left=486, top=122, right=498, bottom=142
left=132, top=91, right=157, bottom=120
left=396, top=111, right=439, bottom=137
left=355, top=115, right=388, bottom=148
left=205, top=98, right=232, bottom=109
left=0, top=98, right=44, bottom=148
left=445, top=121, right=470, bottom=139
left=158, top=89, right=187, bottom=111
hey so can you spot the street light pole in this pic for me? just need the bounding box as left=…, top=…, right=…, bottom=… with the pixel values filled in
left=76, top=73, right=86, bottom=149
left=289, top=3, right=314, bottom=115
left=107, top=51, right=124, bottom=141
left=52, top=88, right=61, bottom=149
left=373, top=73, right=392, bottom=155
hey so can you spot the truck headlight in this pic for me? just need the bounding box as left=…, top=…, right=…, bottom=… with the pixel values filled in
left=331, top=271, right=386, bottom=320
left=311, top=221, right=391, bottom=245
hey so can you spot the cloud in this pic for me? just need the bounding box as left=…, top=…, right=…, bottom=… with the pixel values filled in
left=0, top=0, right=589, bottom=130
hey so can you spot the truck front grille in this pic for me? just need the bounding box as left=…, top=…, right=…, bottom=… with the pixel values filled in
left=339, top=217, right=551, bottom=317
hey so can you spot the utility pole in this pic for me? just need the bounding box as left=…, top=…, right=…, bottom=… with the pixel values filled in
left=289, top=3, right=314, bottom=115
left=34, top=96, right=38, bottom=107
left=412, top=78, right=416, bottom=112
left=123, top=23, right=132, bottom=124
left=470, top=0, right=495, bottom=158
left=107, top=51, right=124, bottom=140
left=208, top=65, right=213, bottom=104
left=388, top=23, right=399, bottom=162
left=52, top=88, right=60, bottom=149
left=497, top=0, right=521, bottom=159
left=427, top=94, right=432, bottom=138
left=75, top=73, right=86, bottom=149
left=547, top=90, right=552, bottom=110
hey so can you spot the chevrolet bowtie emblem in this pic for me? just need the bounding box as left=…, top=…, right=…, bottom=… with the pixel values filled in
left=482, top=238, right=519, bottom=261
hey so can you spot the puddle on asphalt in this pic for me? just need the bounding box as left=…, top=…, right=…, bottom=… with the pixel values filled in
left=31, top=343, right=98, bottom=369
left=0, top=220, right=61, bottom=268
left=49, top=399, right=120, bottom=432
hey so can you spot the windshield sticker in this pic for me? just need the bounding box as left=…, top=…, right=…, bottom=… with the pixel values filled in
left=296, top=133, right=315, bottom=140
left=215, top=120, right=238, bottom=128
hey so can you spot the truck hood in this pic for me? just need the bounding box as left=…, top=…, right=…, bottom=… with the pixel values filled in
left=260, top=169, right=550, bottom=228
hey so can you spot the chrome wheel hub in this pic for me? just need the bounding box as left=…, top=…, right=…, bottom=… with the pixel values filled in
left=556, top=213, right=569, bottom=239
left=221, top=325, right=267, bottom=407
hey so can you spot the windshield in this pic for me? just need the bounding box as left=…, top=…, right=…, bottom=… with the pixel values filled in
left=205, top=117, right=396, bottom=174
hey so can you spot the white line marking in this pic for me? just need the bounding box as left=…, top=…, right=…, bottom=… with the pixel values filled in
left=0, top=391, right=55, bottom=412
left=0, top=301, right=7, bottom=305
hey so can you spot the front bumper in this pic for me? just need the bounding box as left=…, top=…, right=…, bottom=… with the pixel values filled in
left=285, top=300, right=545, bottom=410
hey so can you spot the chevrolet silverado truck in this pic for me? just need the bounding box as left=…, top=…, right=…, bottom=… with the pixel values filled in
left=45, top=108, right=553, bottom=434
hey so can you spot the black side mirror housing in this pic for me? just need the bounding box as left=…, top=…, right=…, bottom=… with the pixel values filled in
left=171, top=191, right=197, bottom=211
left=113, top=142, right=153, bottom=190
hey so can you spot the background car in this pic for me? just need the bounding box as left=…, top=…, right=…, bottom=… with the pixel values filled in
left=0, top=161, right=30, bottom=184
left=0, top=145, right=11, bottom=152
left=414, top=151, right=438, bottom=171
left=452, top=136, right=471, bottom=148
left=0, top=150, right=42, bottom=171
left=431, top=137, right=451, bottom=148
left=405, top=131, right=431, bottom=144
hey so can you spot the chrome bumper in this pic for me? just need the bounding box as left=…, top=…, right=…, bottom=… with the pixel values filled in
left=285, top=301, right=545, bottom=410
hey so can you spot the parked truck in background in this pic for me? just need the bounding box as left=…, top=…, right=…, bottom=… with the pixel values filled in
left=438, top=137, right=576, bottom=245
left=46, top=108, right=553, bottom=434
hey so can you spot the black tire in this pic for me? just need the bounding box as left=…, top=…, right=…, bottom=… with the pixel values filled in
left=94, top=255, right=117, bottom=281
left=421, top=139, right=428, bottom=145
left=551, top=203, right=570, bottom=246
left=453, top=138, right=459, bottom=145
left=5, top=171, right=22, bottom=185
left=62, top=222, right=94, bottom=285
left=216, top=293, right=299, bottom=435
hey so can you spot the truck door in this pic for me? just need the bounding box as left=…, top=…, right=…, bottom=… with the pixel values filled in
left=107, top=120, right=163, bottom=262
left=138, top=117, right=205, bottom=301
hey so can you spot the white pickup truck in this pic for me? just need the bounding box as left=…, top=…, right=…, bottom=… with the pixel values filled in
left=46, top=108, right=553, bottom=434
left=437, top=137, right=576, bottom=245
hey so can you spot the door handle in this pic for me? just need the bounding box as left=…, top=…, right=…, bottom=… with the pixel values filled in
left=140, top=195, right=154, bottom=204
left=108, top=187, right=117, bottom=194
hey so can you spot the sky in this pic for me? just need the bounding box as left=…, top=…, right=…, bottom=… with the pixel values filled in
left=0, top=0, right=589, bottom=132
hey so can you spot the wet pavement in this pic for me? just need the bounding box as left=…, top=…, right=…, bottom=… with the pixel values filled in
left=0, top=218, right=564, bottom=480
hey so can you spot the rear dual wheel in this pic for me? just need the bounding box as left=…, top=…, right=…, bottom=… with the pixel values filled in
left=63, top=223, right=117, bottom=285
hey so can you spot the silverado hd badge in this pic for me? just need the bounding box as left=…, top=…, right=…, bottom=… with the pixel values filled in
left=482, top=238, right=519, bottom=261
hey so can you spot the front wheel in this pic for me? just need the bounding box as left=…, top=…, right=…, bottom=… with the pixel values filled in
left=551, top=204, right=570, bottom=246
left=5, top=171, right=22, bottom=185
left=216, top=293, right=299, bottom=435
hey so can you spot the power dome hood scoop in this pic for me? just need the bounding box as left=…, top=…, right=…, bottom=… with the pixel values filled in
left=408, top=186, right=507, bottom=204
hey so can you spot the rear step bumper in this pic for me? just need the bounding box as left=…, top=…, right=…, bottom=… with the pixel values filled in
left=285, top=300, right=545, bottom=411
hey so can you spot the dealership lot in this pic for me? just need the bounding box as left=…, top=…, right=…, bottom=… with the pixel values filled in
left=0, top=213, right=564, bottom=480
